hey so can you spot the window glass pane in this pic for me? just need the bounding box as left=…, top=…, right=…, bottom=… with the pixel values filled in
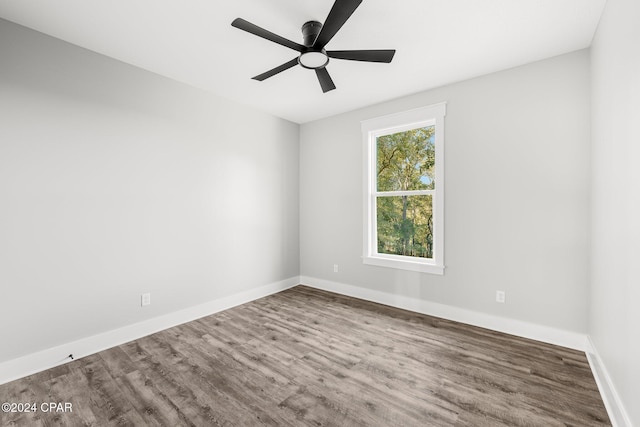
left=376, top=195, right=433, bottom=259
left=376, top=126, right=435, bottom=192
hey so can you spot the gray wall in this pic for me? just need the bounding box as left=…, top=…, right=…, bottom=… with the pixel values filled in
left=0, top=19, right=300, bottom=363
left=589, top=0, right=640, bottom=424
left=300, top=50, right=591, bottom=333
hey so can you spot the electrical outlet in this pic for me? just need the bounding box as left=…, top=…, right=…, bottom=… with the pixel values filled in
left=496, top=291, right=506, bottom=303
left=333, top=264, right=339, bottom=273
left=141, top=293, right=151, bottom=306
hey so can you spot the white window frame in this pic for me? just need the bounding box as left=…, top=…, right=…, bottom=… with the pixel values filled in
left=361, top=103, right=446, bottom=274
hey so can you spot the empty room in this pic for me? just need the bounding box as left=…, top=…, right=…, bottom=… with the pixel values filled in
left=0, top=0, right=638, bottom=426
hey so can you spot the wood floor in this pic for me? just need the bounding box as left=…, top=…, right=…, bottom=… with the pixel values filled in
left=1, top=286, right=610, bottom=426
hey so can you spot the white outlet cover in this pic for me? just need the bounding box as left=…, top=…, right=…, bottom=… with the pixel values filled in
left=141, top=293, right=151, bottom=306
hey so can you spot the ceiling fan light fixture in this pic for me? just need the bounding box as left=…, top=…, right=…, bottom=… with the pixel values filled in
left=298, top=51, right=329, bottom=69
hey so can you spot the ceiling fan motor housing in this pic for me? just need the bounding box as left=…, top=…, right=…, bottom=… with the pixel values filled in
left=299, top=21, right=329, bottom=69
left=302, top=21, right=323, bottom=47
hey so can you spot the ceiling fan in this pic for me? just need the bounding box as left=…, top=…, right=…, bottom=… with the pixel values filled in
left=231, top=0, right=396, bottom=93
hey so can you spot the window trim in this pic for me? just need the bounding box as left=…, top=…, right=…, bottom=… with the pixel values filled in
left=361, top=103, right=446, bottom=275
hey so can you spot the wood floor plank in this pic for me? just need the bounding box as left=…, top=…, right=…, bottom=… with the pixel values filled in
left=98, top=346, right=139, bottom=378
left=0, top=285, right=610, bottom=426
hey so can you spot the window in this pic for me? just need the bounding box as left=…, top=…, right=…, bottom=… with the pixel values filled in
left=362, top=103, right=446, bottom=274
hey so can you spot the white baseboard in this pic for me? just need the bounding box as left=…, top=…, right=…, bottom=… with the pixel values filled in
left=300, top=276, right=588, bottom=351
left=585, top=337, right=633, bottom=427
left=0, top=277, right=299, bottom=386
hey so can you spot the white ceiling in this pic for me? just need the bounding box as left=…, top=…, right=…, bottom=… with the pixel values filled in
left=0, top=0, right=606, bottom=123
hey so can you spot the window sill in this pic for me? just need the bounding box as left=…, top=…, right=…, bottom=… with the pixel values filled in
left=363, top=255, right=444, bottom=275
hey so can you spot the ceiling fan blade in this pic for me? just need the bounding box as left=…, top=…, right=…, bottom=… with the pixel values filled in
left=327, top=49, right=396, bottom=63
left=252, top=58, right=299, bottom=81
left=315, top=67, right=336, bottom=93
left=313, top=0, right=362, bottom=49
left=232, top=18, right=305, bottom=52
